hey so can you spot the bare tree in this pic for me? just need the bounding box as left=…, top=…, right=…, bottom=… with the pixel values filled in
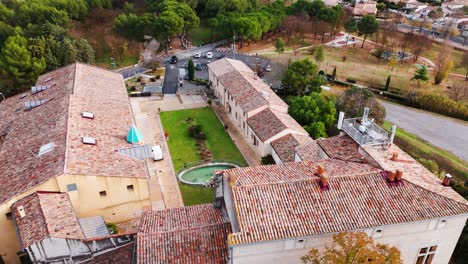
left=449, top=81, right=467, bottom=101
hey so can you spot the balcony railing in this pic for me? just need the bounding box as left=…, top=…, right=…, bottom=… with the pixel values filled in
left=342, top=118, right=388, bottom=146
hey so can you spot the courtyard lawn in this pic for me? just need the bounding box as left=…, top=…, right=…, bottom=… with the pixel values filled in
left=160, top=107, right=246, bottom=205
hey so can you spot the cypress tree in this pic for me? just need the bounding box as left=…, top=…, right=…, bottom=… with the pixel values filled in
left=385, top=75, right=391, bottom=91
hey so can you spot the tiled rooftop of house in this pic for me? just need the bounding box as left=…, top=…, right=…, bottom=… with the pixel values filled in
left=317, top=134, right=367, bottom=163
left=248, top=107, right=308, bottom=142
left=295, top=141, right=329, bottom=162
left=226, top=170, right=468, bottom=245
left=137, top=204, right=231, bottom=264
left=0, top=63, right=148, bottom=204
left=209, top=58, right=287, bottom=112
left=271, top=134, right=315, bottom=163
left=363, top=144, right=468, bottom=205
left=83, top=242, right=135, bottom=264
left=11, top=192, right=84, bottom=248
left=221, top=159, right=379, bottom=186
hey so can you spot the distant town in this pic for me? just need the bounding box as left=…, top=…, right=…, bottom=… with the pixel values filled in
left=0, top=0, right=467, bottom=264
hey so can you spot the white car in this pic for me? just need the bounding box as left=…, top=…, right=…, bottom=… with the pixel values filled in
left=206, top=52, right=213, bottom=59
left=194, top=53, right=201, bottom=58
left=265, top=65, right=272, bottom=72
left=151, top=145, right=163, bottom=161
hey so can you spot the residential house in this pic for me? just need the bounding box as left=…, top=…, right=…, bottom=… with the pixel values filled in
left=11, top=192, right=134, bottom=263
left=208, top=58, right=310, bottom=160
left=353, top=1, right=378, bottom=15
left=0, top=63, right=151, bottom=264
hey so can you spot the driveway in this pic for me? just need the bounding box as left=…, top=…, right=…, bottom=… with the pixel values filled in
left=381, top=101, right=468, bottom=160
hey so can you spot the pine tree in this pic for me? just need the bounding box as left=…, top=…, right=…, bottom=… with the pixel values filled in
left=412, top=66, right=429, bottom=82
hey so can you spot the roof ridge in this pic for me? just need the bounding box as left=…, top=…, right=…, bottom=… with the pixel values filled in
left=63, top=63, right=78, bottom=175
left=138, top=221, right=231, bottom=235
left=402, top=177, right=468, bottom=208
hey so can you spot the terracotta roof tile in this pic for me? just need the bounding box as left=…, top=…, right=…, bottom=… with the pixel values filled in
left=222, top=159, right=379, bottom=186
left=248, top=108, right=308, bottom=142
left=317, top=134, right=367, bottom=163
left=137, top=204, right=231, bottom=264
left=0, top=63, right=148, bottom=204
left=226, top=170, right=468, bottom=245
left=271, top=134, right=315, bottom=163
left=11, top=192, right=84, bottom=248
left=295, top=141, right=329, bottom=162
left=363, top=145, right=468, bottom=205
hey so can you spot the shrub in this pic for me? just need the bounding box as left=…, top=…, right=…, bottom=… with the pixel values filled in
left=106, top=223, right=118, bottom=234
left=346, top=78, right=356, bottom=84
left=412, top=94, right=468, bottom=121
left=417, top=158, right=439, bottom=174
left=188, top=123, right=202, bottom=138
left=194, top=132, right=206, bottom=140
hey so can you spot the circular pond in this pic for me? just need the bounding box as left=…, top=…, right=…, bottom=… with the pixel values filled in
left=178, top=163, right=238, bottom=186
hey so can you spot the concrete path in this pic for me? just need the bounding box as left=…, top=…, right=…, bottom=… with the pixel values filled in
left=212, top=103, right=261, bottom=166
left=130, top=96, right=184, bottom=209
left=381, top=101, right=468, bottom=161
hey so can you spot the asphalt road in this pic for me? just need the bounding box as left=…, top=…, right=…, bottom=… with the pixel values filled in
left=120, top=65, right=148, bottom=79
left=163, top=64, right=179, bottom=94
left=382, top=101, right=468, bottom=161
left=397, top=24, right=466, bottom=47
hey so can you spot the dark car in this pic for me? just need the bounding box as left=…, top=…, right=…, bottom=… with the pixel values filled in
left=170, top=56, right=178, bottom=64
left=257, top=69, right=265, bottom=77
left=195, top=63, right=203, bottom=71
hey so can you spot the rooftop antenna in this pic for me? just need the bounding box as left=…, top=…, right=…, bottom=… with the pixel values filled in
left=363, top=107, right=370, bottom=121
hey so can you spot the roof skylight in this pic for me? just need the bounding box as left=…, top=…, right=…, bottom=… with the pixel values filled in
left=82, top=112, right=94, bottom=119
left=38, top=142, right=55, bottom=156
left=82, top=137, right=96, bottom=145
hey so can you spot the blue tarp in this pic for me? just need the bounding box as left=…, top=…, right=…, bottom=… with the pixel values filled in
left=127, top=125, right=143, bottom=144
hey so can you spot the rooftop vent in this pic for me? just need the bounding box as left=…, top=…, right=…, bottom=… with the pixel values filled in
left=24, top=99, right=49, bottom=111
left=31, top=85, right=49, bottom=94
left=442, top=174, right=452, bottom=187
left=17, top=206, right=26, bottom=218
left=82, top=137, right=96, bottom=145
left=82, top=112, right=94, bottom=119
left=261, top=91, right=269, bottom=97
left=42, top=77, right=52, bottom=83
left=39, top=142, right=55, bottom=156
left=19, top=94, right=28, bottom=99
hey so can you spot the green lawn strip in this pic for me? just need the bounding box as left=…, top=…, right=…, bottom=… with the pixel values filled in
left=382, top=121, right=467, bottom=181
left=160, top=107, right=246, bottom=205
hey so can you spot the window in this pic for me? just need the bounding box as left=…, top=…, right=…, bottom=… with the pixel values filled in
left=416, top=246, right=437, bottom=264
left=127, top=185, right=134, bottom=191
left=83, top=137, right=96, bottom=145
left=82, top=112, right=94, bottom=119
left=99, top=191, right=107, bottom=197
left=38, top=142, right=55, bottom=156
left=67, top=183, right=78, bottom=192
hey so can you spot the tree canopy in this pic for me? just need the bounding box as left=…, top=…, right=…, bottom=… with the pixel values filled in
left=358, top=15, right=379, bottom=48
left=282, top=58, right=323, bottom=96
left=337, top=86, right=386, bottom=124
left=288, top=93, right=336, bottom=139
left=301, top=232, right=402, bottom=264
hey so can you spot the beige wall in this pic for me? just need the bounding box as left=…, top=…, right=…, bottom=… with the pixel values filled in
left=0, top=174, right=150, bottom=264
left=231, top=214, right=468, bottom=264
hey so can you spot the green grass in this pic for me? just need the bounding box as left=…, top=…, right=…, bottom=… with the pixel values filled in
left=382, top=121, right=467, bottom=182
left=160, top=107, right=247, bottom=205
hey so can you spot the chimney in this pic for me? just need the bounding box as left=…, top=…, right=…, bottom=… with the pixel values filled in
left=391, top=152, right=398, bottom=161
left=442, top=174, right=452, bottom=187
left=395, top=170, right=403, bottom=181
left=387, top=171, right=395, bottom=182
left=317, top=165, right=329, bottom=187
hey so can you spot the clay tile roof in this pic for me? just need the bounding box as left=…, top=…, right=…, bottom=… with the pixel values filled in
left=363, top=144, right=468, bottom=205
left=137, top=204, right=231, bottom=264
left=295, top=141, right=329, bottom=162
left=225, top=170, right=468, bottom=245
left=0, top=63, right=148, bottom=204
left=271, top=134, right=315, bottom=163
left=223, top=159, right=379, bottom=186
left=11, top=192, right=84, bottom=248
left=82, top=242, right=135, bottom=264
left=209, top=58, right=287, bottom=112
left=248, top=108, right=308, bottom=142
left=317, top=134, right=367, bottom=163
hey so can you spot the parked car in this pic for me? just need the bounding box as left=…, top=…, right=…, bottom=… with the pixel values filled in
left=257, top=69, right=265, bottom=77
left=152, top=145, right=163, bottom=161
left=216, top=53, right=226, bottom=59
left=170, top=56, right=178, bottom=64
left=265, top=65, right=272, bottom=72
left=195, top=63, right=202, bottom=71
left=206, top=52, right=213, bottom=59
left=194, top=53, right=201, bottom=58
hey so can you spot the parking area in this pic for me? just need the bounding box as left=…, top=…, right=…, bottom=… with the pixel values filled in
left=163, top=50, right=281, bottom=94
